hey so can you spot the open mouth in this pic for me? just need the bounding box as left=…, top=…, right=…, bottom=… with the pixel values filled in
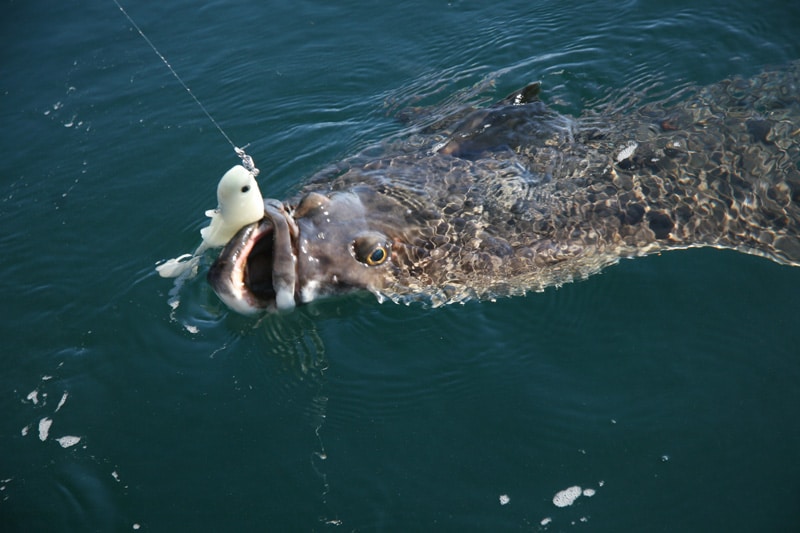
left=207, top=201, right=298, bottom=314
left=243, top=223, right=276, bottom=300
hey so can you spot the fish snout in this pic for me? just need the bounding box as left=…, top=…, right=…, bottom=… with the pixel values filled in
left=207, top=200, right=299, bottom=313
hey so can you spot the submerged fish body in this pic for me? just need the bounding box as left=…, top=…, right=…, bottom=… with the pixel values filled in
left=209, top=62, right=800, bottom=313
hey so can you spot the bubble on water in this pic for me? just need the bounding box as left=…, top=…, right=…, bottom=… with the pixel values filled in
left=499, top=494, right=510, bottom=505
left=582, top=488, right=595, bottom=497
left=26, top=390, right=39, bottom=405
left=56, top=436, right=81, bottom=448
left=55, top=391, right=68, bottom=412
left=552, top=485, right=582, bottom=507
left=540, top=517, right=552, bottom=526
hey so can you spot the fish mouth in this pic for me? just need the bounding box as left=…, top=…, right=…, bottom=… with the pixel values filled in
left=207, top=200, right=298, bottom=314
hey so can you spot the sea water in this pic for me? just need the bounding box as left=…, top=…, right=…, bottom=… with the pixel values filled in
left=1, top=0, right=799, bottom=530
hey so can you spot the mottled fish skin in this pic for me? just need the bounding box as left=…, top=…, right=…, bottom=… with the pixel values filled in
left=209, top=62, right=800, bottom=313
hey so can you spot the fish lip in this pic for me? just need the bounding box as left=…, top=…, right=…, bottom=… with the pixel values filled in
left=207, top=200, right=298, bottom=314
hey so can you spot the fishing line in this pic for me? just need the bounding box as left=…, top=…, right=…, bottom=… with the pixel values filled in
left=112, top=0, right=259, bottom=176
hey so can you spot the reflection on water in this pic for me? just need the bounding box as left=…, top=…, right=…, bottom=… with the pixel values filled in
left=255, top=309, right=327, bottom=376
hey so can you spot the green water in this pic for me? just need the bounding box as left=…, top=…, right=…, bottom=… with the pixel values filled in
left=2, top=0, right=799, bottom=530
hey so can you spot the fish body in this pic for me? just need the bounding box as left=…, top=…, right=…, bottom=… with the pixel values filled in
left=209, top=63, right=800, bottom=314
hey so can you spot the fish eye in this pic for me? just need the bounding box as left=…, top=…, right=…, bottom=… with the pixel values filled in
left=352, top=234, right=391, bottom=266
left=366, top=246, right=387, bottom=266
left=241, top=185, right=250, bottom=193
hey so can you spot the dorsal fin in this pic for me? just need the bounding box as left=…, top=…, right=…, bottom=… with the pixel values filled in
left=496, top=81, right=542, bottom=106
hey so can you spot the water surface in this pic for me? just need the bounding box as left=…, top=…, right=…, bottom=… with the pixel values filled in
left=1, top=0, right=799, bottom=530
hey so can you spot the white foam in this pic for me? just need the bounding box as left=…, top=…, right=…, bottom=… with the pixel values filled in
left=582, top=488, right=595, bottom=497
left=38, top=417, right=53, bottom=441
left=552, top=485, right=582, bottom=507
left=26, top=390, right=39, bottom=405
left=499, top=494, right=510, bottom=505
left=56, top=436, right=81, bottom=448
left=55, top=391, right=68, bottom=412
left=540, top=517, right=552, bottom=526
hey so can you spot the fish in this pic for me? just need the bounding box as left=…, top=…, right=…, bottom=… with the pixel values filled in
left=208, top=62, right=800, bottom=314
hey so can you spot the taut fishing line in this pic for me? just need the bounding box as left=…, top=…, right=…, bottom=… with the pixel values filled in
left=123, top=5, right=335, bottom=514
left=113, top=0, right=260, bottom=176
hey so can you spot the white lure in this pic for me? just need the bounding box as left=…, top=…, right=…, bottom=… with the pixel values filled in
left=156, top=165, right=264, bottom=278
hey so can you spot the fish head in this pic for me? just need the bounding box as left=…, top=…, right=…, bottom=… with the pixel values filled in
left=292, top=190, right=396, bottom=304
left=207, top=189, right=399, bottom=314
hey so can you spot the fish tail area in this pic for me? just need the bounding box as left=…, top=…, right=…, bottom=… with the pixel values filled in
left=718, top=61, right=800, bottom=265
left=635, top=61, right=800, bottom=266
left=733, top=179, right=800, bottom=266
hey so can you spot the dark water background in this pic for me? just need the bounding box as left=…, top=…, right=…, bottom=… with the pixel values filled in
left=2, top=0, right=799, bottom=530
